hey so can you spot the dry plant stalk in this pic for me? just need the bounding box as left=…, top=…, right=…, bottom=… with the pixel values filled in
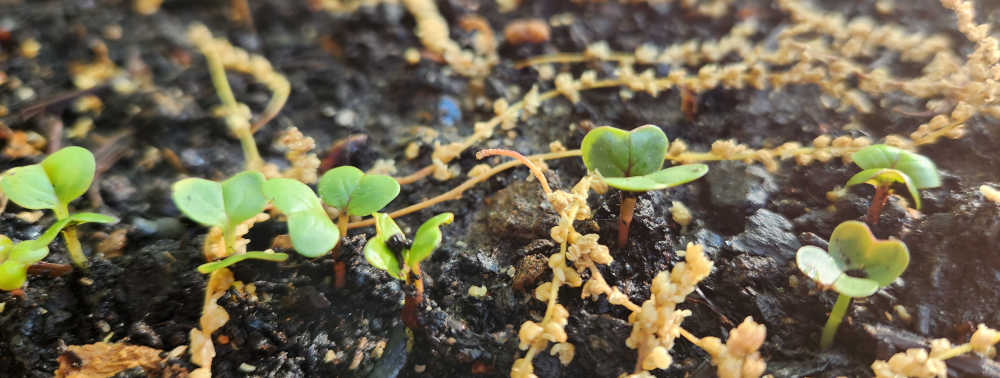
left=623, top=243, right=713, bottom=374
left=401, top=0, right=497, bottom=77
left=189, top=268, right=235, bottom=378
left=55, top=342, right=165, bottom=378
left=871, top=324, right=1000, bottom=378
left=485, top=150, right=765, bottom=377
left=187, top=24, right=290, bottom=172
left=275, top=127, right=322, bottom=184
left=202, top=212, right=270, bottom=261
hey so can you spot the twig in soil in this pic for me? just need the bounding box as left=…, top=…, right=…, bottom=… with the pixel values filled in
left=87, top=130, right=134, bottom=208
left=160, top=147, right=188, bottom=174
left=14, top=85, right=108, bottom=122
left=26, top=262, right=73, bottom=277
left=42, top=115, right=63, bottom=153
left=693, top=287, right=734, bottom=327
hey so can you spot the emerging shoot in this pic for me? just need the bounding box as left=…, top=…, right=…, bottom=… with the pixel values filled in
left=796, top=220, right=909, bottom=350
left=317, top=166, right=399, bottom=288
left=580, top=125, right=708, bottom=247
left=846, top=144, right=940, bottom=225
left=363, top=212, right=453, bottom=328
left=0, top=146, right=117, bottom=268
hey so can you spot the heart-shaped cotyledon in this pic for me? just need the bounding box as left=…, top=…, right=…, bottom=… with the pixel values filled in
left=580, top=125, right=709, bottom=247
left=795, top=220, right=910, bottom=349
left=797, top=220, right=909, bottom=298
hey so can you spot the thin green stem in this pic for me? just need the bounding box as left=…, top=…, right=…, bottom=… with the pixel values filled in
left=206, top=51, right=238, bottom=108
left=205, top=44, right=262, bottom=169
left=233, top=126, right=263, bottom=170
left=821, top=293, right=852, bottom=350
left=223, top=224, right=238, bottom=256
left=54, top=204, right=87, bottom=268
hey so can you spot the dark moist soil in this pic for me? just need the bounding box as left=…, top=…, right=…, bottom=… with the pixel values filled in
left=2, top=0, right=1000, bottom=377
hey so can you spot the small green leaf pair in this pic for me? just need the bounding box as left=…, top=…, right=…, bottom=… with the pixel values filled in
left=846, top=144, right=940, bottom=210
left=173, top=171, right=270, bottom=254
left=581, top=125, right=708, bottom=192
left=796, top=220, right=909, bottom=349
left=797, top=221, right=909, bottom=298
left=580, top=125, right=708, bottom=246
left=0, top=146, right=118, bottom=268
left=846, top=144, right=940, bottom=226
left=363, top=212, right=453, bottom=280
left=172, top=172, right=340, bottom=261
left=318, top=166, right=400, bottom=220
left=0, top=212, right=116, bottom=290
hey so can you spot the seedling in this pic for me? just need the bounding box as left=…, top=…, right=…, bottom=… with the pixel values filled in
left=796, top=220, right=909, bottom=350
left=580, top=125, right=708, bottom=246
left=262, top=178, right=340, bottom=257
left=0, top=212, right=116, bottom=290
left=846, top=144, right=940, bottom=225
left=364, top=212, right=453, bottom=313
left=318, top=166, right=400, bottom=243
left=1, top=146, right=117, bottom=267
left=172, top=171, right=269, bottom=255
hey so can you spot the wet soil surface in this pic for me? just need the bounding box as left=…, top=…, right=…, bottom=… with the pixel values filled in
left=2, top=0, right=1000, bottom=377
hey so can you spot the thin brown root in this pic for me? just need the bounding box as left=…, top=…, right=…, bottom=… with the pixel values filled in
left=476, top=148, right=551, bottom=195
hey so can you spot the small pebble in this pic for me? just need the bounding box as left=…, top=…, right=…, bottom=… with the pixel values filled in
left=468, top=285, right=487, bottom=297
left=336, top=109, right=357, bottom=126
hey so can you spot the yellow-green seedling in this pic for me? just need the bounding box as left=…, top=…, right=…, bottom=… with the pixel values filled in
left=581, top=125, right=708, bottom=246
left=796, top=220, right=909, bottom=350
left=262, top=178, right=340, bottom=257
left=363, top=212, right=453, bottom=297
left=172, top=171, right=269, bottom=255
left=0, top=212, right=116, bottom=290
left=846, top=144, right=940, bottom=225
left=1, top=146, right=117, bottom=268
left=196, top=251, right=288, bottom=274
left=317, top=166, right=400, bottom=241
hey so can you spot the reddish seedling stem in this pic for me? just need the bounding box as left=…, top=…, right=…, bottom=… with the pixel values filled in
left=412, top=264, right=425, bottom=303
left=333, top=261, right=347, bottom=289
left=866, top=184, right=890, bottom=226
left=332, top=214, right=348, bottom=289
left=618, top=195, right=637, bottom=248
left=402, top=264, right=426, bottom=330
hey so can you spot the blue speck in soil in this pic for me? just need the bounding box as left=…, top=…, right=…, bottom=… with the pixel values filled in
left=438, top=96, right=461, bottom=126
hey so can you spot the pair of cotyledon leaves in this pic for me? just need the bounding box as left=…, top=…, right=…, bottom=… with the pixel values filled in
left=171, top=166, right=400, bottom=263
left=362, top=212, right=453, bottom=280
left=846, top=144, right=941, bottom=209
left=580, top=125, right=708, bottom=192
left=796, top=221, right=909, bottom=298
left=0, top=147, right=118, bottom=289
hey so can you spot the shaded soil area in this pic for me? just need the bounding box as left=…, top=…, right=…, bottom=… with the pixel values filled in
left=2, top=0, right=1000, bottom=377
